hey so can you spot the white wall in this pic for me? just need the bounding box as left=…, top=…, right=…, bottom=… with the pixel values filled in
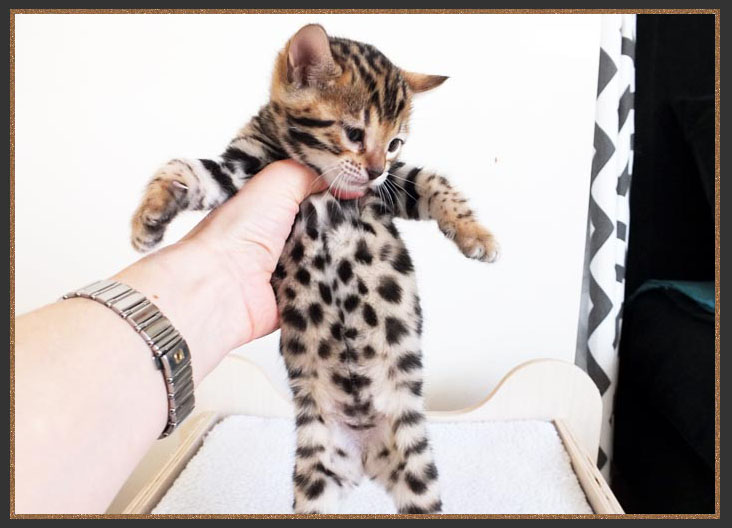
left=14, top=13, right=600, bottom=410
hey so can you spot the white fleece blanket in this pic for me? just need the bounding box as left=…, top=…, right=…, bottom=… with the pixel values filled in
left=152, top=416, right=592, bottom=514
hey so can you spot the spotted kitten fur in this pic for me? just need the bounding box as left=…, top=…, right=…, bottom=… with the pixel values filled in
left=131, top=25, right=498, bottom=514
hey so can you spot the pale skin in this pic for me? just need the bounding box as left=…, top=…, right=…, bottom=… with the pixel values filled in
left=14, top=160, right=327, bottom=514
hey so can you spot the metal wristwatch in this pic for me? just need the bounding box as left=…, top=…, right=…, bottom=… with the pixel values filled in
left=62, top=279, right=195, bottom=438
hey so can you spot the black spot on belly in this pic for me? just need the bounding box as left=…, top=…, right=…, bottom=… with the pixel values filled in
left=308, top=303, right=324, bottom=325
left=331, top=372, right=371, bottom=394
left=295, top=267, right=311, bottom=286
left=343, top=399, right=371, bottom=416
left=377, top=276, right=402, bottom=303
left=284, top=287, right=297, bottom=300
left=337, top=260, right=353, bottom=284
left=327, top=200, right=344, bottom=226
left=357, top=278, right=369, bottom=295
left=304, top=202, right=319, bottom=239
left=318, top=341, right=331, bottom=358
left=343, top=295, right=360, bottom=312
left=344, top=327, right=358, bottom=339
left=286, top=337, right=306, bottom=355
left=354, top=239, right=373, bottom=264
left=361, top=221, right=376, bottom=235
left=318, top=282, right=332, bottom=304
left=363, top=345, right=376, bottom=359
left=392, top=248, right=414, bottom=274
left=339, top=348, right=358, bottom=362
left=273, top=263, right=287, bottom=279
left=330, top=322, right=342, bottom=340
left=290, top=240, right=305, bottom=263
left=281, top=306, right=307, bottom=331
left=362, top=303, right=378, bottom=327
left=312, top=254, right=325, bottom=270
left=385, top=316, right=408, bottom=344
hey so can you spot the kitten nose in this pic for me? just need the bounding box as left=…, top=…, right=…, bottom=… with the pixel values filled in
left=367, top=167, right=384, bottom=180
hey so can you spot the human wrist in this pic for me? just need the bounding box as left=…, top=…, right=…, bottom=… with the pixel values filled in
left=112, top=239, right=253, bottom=383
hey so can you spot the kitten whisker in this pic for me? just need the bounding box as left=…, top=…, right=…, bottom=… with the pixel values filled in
left=383, top=179, right=396, bottom=213
left=385, top=176, right=419, bottom=203
left=387, top=172, right=428, bottom=191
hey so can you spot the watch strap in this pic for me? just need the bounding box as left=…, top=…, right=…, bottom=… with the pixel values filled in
left=63, top=279, right=195, bottom=438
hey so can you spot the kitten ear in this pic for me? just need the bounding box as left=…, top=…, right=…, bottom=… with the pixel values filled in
left=287, top=24, right=339, bottom=87
left=402, top=71, right=449, bottom=93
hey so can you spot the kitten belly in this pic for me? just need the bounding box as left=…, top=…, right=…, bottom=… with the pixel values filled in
left=275, top=193, right=422, bottom=428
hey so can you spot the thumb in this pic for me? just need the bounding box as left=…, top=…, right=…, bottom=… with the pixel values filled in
left=191, top=160, right=328, bottom=264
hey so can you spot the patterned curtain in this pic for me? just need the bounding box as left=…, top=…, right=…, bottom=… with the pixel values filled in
left=575, top=14, right=636, bottom=480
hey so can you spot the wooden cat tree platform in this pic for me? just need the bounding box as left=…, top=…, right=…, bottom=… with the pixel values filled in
left=107, top=357, right=624, bottom=515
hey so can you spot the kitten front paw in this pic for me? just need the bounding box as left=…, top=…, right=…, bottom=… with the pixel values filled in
left=130, top=178, right=188, bottom=252
left=449, top=221, right=499, bottom=262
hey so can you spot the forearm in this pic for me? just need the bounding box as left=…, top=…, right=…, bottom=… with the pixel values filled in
left=14, top=240, right=249, bottom=513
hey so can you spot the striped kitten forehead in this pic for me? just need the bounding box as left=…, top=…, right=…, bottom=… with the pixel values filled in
left=271, top=25, right=446, bottom=134
left=269, top=24, right=446, bottom=193
left=271, top=32, right=412, bottom=142
left=328, top=37, right=410, bottom=127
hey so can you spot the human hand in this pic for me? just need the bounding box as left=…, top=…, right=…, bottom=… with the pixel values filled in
left=183, top=159, right=327, bottom=339
left=115, top=160, right=326, bottom=379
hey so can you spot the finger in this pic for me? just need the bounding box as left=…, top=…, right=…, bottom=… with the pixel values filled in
left=234, top=159, right=328, bottom=208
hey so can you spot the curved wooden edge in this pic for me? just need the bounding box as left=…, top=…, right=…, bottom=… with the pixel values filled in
left=555, top=419, right=624, bottom=514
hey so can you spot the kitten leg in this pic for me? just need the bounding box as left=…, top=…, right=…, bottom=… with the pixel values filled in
left=291, top=411, right=362, bottom=514
left=366, top=350, right=442, bottom=514
left=131, top=159, right=209, bottom=251
left=364, top=410, right=441, bottom=514
left=131, top=132, right=274, bottom=252
left=385, top=162, right=499, bottom=262
left=283, top=328, right=362, bottom=513
left=292, top=422, right=341, bottom=514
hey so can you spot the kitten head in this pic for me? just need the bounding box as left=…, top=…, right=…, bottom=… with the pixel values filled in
left=270, top=24, right=447, bottom=199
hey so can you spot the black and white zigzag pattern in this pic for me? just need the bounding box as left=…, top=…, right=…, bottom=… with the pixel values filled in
left=575, top=14, right=636, bottom=480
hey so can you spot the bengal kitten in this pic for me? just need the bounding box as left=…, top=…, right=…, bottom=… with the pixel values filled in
left=131, top=24, right=498, bottom=514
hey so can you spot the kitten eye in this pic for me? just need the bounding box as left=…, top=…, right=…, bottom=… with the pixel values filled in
left=388, top=138, right=404, bottom=153
left=346, top=127, right=364, bottom=144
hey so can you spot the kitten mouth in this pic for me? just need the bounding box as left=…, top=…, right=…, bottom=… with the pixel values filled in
left=330, top=187, right=366, bottom=200
left=329, top=174, right=368, bottom=200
